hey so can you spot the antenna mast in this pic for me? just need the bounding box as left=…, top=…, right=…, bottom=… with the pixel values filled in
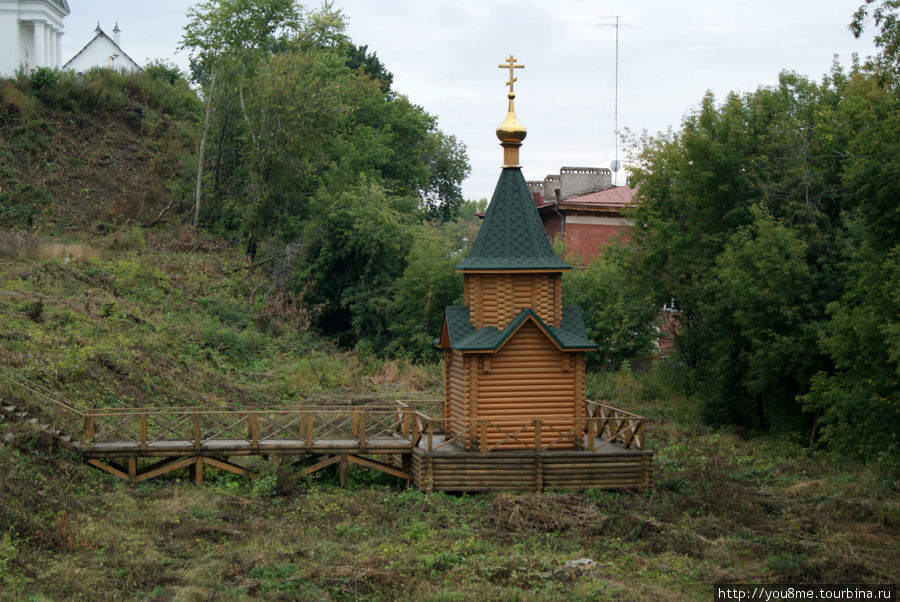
left=598, top=16, right=622, bottom=185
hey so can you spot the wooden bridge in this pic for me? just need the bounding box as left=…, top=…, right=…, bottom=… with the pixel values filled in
left=0, top=369, right=652, bottom=491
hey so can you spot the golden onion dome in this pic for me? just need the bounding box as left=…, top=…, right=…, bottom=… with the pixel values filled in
left=496, top=93, right=527, bottom=143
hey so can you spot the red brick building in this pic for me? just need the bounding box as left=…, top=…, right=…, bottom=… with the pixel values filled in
left=526, top=167, right=637, bottom=263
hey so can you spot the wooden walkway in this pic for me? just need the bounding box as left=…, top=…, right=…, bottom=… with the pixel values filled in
left=0, top=369, right=652, bottom=491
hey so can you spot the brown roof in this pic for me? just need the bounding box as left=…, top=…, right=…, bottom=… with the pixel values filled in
left=538, top=185, right=638, bottom=210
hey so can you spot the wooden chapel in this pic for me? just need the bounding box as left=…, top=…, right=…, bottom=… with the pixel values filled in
left=436, top=56, right=598, bottom=451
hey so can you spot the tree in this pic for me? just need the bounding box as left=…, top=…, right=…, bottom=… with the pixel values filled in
left=387, top=223, right=465, bottom=360
left=851, top=0, right=900, bottom=74
left=800, top=34, right=900, bottom=473
left=700, top=210, right=820, bottom=429
left=294, top=182, right=416, bottom=349
left=626, top=71, right=848, bottom=432
left=179, top=0, right=303, bottom=228
left=561, top=245, right=658, bottom=369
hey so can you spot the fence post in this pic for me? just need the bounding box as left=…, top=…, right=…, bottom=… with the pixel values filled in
left=305, top=413, right=313, bottom=451
left=534, top=419, right=542, bottom=452
left=248, top=413, right=258, bottom=451
left=139, top=414, right=147, bottom=450
left=479, top=420, right=487, bottom=453
left=427, top=419, right=433, bottom=452
left=193, top=412, right=201, bottom=450
left=358, top=412, right=366, bottom=452
left=84, top=415, right=94, bottom=445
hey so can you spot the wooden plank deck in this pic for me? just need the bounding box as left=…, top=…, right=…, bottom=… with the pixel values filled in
left=78, top=437, right=413, bottom=457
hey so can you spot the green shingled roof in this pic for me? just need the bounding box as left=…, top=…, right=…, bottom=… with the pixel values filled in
left=441, top=306, right=597, bottom=352
left=456, top=168, right=570, bottom=271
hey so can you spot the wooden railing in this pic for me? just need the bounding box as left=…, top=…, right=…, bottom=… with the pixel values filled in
left=585, top=400, right=647, bottom=450
left=78, top=404, right=423, bottom=450
left=409, top=400, right=646, bottom=453
left=2, top=367, right=645, bottom=454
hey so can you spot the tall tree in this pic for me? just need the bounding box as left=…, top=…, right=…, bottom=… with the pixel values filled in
left=179, top=0, right=303, bottom=229
left=626, top=71, right=848, bottom=431
left=802, top=7, right=900, bottom=474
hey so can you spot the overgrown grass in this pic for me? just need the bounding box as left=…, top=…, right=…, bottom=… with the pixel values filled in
left=0, top=230, right=441, bottom=410
left=0, top=69, right=198, bottom=232
left=0, top=231, right=896, bottom=600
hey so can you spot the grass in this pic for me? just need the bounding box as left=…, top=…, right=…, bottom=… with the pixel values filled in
left=0, top=231, right=897, bottom=600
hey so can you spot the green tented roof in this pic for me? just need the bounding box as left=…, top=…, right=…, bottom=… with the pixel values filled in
left=456, top=168, right=570, bottom=271
left=441, top=306, right=596, bottom=352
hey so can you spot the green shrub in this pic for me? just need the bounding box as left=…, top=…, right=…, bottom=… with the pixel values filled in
left=29, top=66, right=59, bottom=102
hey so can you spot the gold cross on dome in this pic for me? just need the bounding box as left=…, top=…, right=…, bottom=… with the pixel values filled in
left=499, top=55, right=524, bottom=94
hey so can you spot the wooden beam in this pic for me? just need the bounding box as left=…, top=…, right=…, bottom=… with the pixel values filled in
left=339, top=454, right=348, bottom=487
left=248, top=413, right=259, bottom=451
left=203, top=456, right=251, bottom=477
left=346, top=454, right=408, bottom=481
left=358, top=413, right=366, bottom=452
left=84, top=415, right=94, bottom=444
left=134, top=456, right=197, bottom=482
left=139, top=414, right=147, bottom=450
left=86, top=458, right=129, bottom=480
left=302, top=454, right=341, bottom=476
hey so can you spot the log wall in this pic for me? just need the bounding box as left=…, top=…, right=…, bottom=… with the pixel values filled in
left=471, top=321, right=582, bottom=450
left=464, top=273, right=562, bottom=329
left=446, top=350, right=468, bottom=436
left=411, top=448, right=653, bottom=493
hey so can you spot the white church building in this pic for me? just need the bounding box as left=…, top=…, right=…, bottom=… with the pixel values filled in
left=63, top=23, right=142, bottom=74
left=1, top=1, right=141, bottom=77
left=0, top=0, right=70, bottom=76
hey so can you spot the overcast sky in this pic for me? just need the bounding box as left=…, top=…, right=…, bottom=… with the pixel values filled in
left=62, top=1, right=877, bottom=200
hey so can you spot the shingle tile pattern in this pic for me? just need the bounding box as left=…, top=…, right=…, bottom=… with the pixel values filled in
left=456, top=168, right=571, bottom=271
left=443, top=306, right=596, bottom=352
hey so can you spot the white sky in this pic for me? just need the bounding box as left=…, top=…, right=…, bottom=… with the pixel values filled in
left=62, top=1, right=877, bottom=200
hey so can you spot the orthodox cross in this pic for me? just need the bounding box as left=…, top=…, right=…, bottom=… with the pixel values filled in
left=498, top=55, right=524, bottom=94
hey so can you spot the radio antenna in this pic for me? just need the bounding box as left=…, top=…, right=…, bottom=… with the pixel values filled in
left=598, top=16, right=624, bottom=185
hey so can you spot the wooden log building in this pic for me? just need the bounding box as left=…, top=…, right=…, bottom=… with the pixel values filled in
left=420, top=56, right=653, bottom=491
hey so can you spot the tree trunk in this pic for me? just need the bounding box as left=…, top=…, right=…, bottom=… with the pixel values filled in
left=193, top=69, right=218, bottom=228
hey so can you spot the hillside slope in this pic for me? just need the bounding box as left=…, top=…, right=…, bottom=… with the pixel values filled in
left=0, top=69, right=197, bottom=231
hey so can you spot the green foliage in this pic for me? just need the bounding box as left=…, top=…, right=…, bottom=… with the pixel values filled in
left=561, top=245, right=658, bottom=369
left=174, top=1, right=469, bottom=352
left=0, top=532, right=30, bottom=589
left=295, top=182, right=415, bottom=348
left=180, top=0, right=302, bottom=82
left=143, top=60, right=184, bottom=85
left=851, top=0, right=900, bottom=75
left=29, top=66, right=59, bottom=102
left=180, top=0, right=469, bottom=243
left=699, top=210, right=819, bottom=430
left=387, top=223, right=466, bottom=360
left=627, top=40, right=900, bottom=469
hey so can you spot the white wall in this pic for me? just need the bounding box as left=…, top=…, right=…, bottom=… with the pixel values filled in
left=0, top=11, right=20, bottom=76
left=64, top=33, right=141, bottom=74
left=0, top=1, right=68, bottom=77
